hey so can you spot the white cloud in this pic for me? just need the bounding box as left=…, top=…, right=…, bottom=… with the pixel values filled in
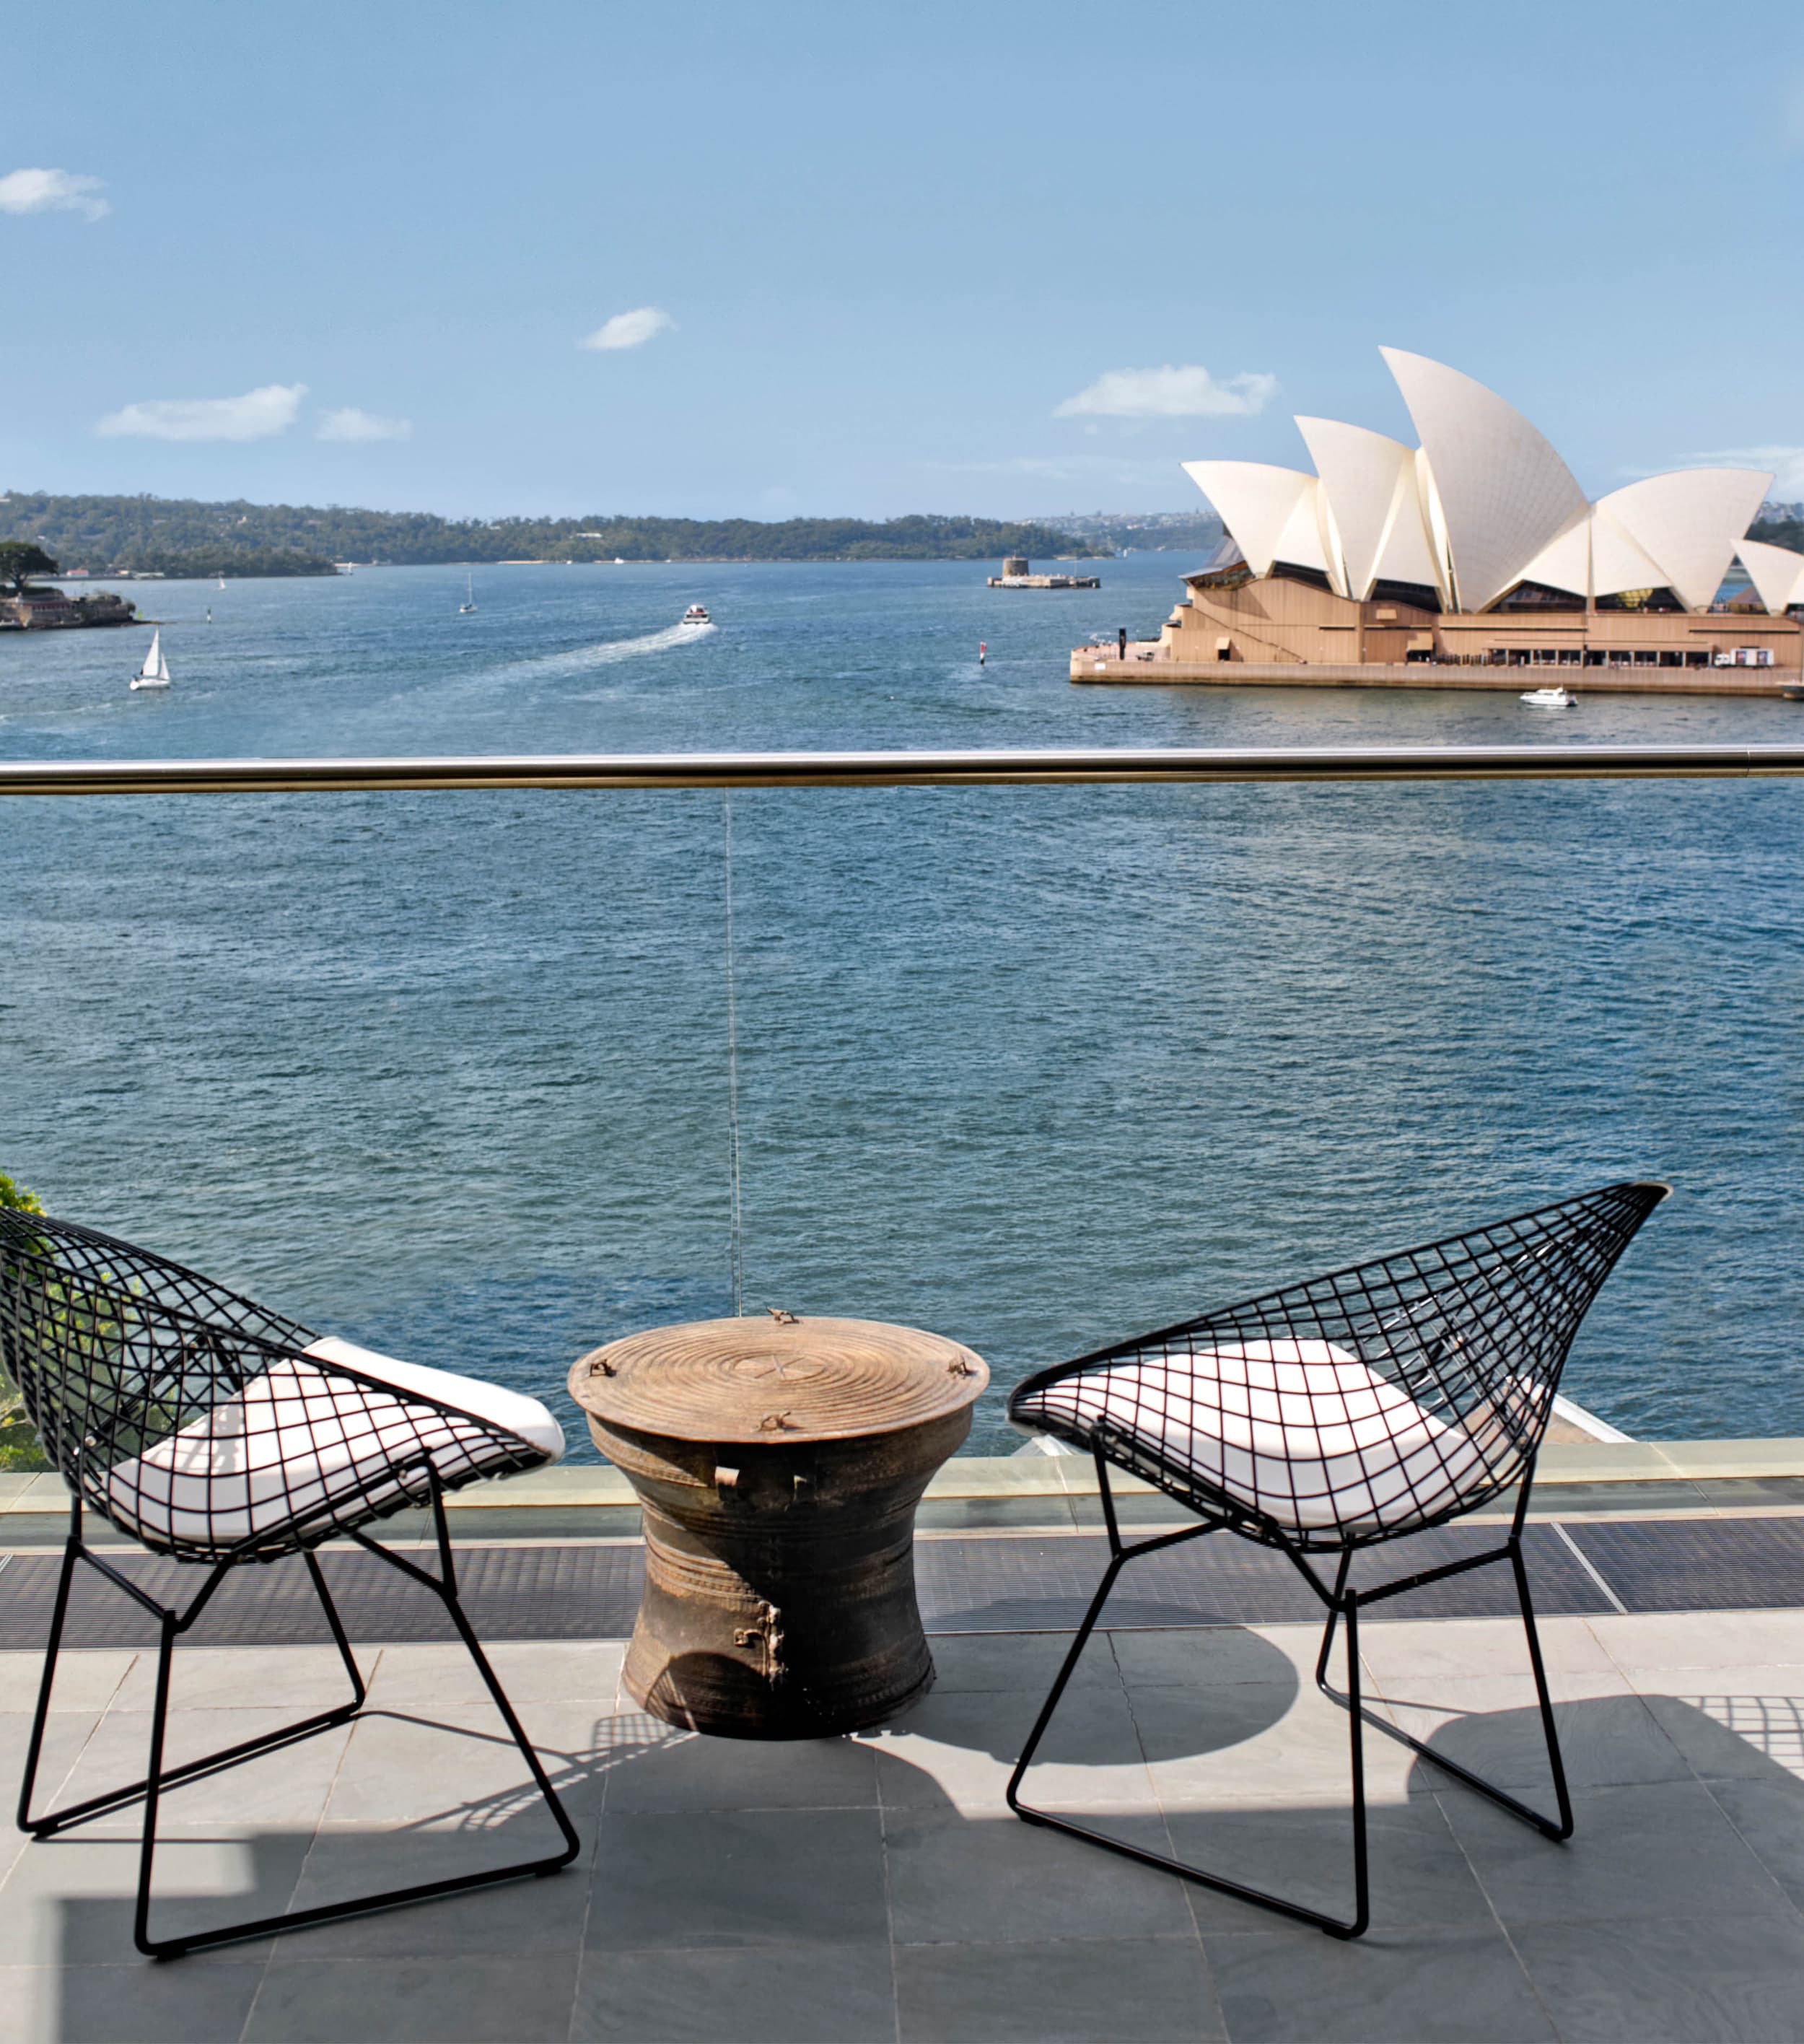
left=1688, top=445, right=1804, bottom=497
left=317, top=406, right=412, bottom=442
left=0, top=167, right=110, bottom=221
left=580, top=306, right=675, bottom=351
left=1054, top=364, right=1277, bottom=419
left=95, top=383, right=307, bottom=442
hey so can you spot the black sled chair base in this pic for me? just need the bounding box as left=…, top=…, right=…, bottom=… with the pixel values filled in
left=1003, top=1449, right=1573, bottom=1942
left=16, top=1482, right=582, bottom=1961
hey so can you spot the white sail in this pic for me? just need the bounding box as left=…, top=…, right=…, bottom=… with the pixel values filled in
left=131, top=630, right=171, bottom=688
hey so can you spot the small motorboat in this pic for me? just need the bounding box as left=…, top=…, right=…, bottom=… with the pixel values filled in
left=130, top=629, right=172, bottom=691
left=1520, top=685, right=1576, bottom=708
left=680, top=604, right=711, bottom=626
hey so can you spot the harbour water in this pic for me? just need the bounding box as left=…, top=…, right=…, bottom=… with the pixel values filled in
left=2, top=556, right=1801, bottom=1454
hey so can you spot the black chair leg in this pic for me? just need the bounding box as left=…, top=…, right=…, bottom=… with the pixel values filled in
left=17, top=1506, right=582, bottom=1960
left=1314, top=1532, right=1574, bottom=1843
left=20, top=1545, right=367, bottom=1843
left=15, top=1534, right=82, bottom=1837
left=1006, top=1459, right=1370, bottom=1940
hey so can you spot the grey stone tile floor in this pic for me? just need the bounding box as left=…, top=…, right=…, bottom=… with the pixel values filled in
left=1, top=1612, right=1803, bottom=2043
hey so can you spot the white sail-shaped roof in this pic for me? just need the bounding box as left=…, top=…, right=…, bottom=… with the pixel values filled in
left=1271, top=479, right=1334, bottom=582
left=1514, top=521, right=1590, bottom=598
left=1380, top=348, right=1590, bottom=613
left=1295, top=417, right=1414, bottom=600
left=1505, top=506, right=1699, bottom=603
left=1180, top=461, right=1317, bottom=579
left=1183, top=352, right=1775, bottom=618
left=1736, top=538, right=1804, bottom=615
left=1372, top=466, right=1445, bottom=598
left=1594, top=469, right=1772, bottom=613
left=1588, top=510, right=1672, bottom=600
left=1409, top=447, right=1455, bottom=605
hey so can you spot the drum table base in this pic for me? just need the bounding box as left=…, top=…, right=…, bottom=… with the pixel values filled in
left=610, top=1413, right=968, bottom=1739
left=569, top=1316, right=986, bottom=1743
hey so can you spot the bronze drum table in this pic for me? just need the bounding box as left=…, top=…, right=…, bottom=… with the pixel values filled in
left=569, top=1315, right=988, bottom=1739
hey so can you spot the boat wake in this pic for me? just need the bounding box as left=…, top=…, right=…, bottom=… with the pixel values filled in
left=505, top=620, right=715, bottom=679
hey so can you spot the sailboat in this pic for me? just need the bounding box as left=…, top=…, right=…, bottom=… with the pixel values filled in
left=216, top=573, right=226, bottom=590
left=457, top=572, right=477, bottom=615
left=130, top=631, right=172, bottom=691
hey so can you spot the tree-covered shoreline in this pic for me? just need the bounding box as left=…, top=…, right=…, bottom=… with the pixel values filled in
left=1748, top=515, right=1804, bottom=555
left=0, top=492, right=1110, bottom=578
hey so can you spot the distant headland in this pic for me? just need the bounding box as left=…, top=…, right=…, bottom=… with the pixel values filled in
left=0, top=492, right=1115, bottom=580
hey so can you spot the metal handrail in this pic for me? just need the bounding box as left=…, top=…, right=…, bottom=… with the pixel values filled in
left=2, top=743, right=1804, bottom=797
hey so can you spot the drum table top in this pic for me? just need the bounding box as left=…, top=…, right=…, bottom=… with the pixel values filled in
left=569, top=1314, right=988, bottom=1446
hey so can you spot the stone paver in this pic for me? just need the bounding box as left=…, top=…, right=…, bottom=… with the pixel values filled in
left=0, top=1613, right=1801, bottom=2040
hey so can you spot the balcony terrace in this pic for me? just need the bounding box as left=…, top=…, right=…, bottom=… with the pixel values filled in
left=2, top=1442, right=1804, bottom=2043
left=4, top=745, right=1803, bottom=2040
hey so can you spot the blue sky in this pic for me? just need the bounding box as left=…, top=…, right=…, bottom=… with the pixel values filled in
left=7, top=0, right=1804, bottom=520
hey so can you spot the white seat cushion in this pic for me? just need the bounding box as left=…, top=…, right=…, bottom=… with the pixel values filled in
left=102, top=1335, right=564, bottom=1553
left=302, top=1337, right=566, bottom=1462
left=1027, top=1338, right=1488, bottom=1534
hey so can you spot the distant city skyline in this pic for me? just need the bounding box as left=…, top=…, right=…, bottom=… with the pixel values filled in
left=6, top=0, right=1804, bottom=522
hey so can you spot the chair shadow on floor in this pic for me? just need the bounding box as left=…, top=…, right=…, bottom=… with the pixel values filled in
left=32, top=1654, right=1804, bottom=2044
left=871, top=1633, right=1804, bottom=1939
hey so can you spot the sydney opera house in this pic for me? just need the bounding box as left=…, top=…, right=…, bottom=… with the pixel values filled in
left=1087, top=349, right=1804, bottom=689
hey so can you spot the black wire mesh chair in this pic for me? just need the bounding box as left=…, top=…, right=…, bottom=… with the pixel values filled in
left=0, top=1210, right=581, bottom=1959
left=1005, top=1179, right=1669, bottom=1941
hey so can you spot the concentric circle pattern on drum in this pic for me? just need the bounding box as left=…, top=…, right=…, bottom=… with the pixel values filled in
left=569, top=1315, right=988, bottom=1443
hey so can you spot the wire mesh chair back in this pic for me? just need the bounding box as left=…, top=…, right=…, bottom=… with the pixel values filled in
left=1010, top=1180, right=1669, bottom=1552
left=0, top=1210, right=548, bottom=1563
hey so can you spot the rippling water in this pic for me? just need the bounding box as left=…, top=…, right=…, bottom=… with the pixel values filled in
left=3, top=557, right=1800, bottom=1453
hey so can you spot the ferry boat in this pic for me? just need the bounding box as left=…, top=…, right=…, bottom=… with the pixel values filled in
left=680, top=604, right=711, bottom=626
left=1520, top=685, right=1576, bottom=708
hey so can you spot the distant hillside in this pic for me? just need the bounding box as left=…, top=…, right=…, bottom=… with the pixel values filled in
left=0, top=493, right=1108, bottom=578
left=1044, top=510, right=1225, bottom=553
left=1748, top=515, right=1804, bottom=554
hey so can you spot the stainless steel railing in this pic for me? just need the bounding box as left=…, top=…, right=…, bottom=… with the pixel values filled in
left=3, top=743, right=1804, bottom=797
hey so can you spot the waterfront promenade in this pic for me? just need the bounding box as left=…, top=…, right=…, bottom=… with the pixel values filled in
left=1072, top=644, right=1804, bottom=696
left=3, top=1442, right=1803, bottom=2041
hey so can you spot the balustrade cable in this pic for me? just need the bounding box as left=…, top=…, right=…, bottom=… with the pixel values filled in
left=722, top=791, right=745, bottom=1319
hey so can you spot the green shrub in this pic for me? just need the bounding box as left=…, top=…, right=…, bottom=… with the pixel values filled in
left=0, top=1174, right=52, bottom=1469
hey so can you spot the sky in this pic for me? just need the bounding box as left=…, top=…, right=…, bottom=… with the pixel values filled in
left=8, top=0, right=1804, bottom=523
